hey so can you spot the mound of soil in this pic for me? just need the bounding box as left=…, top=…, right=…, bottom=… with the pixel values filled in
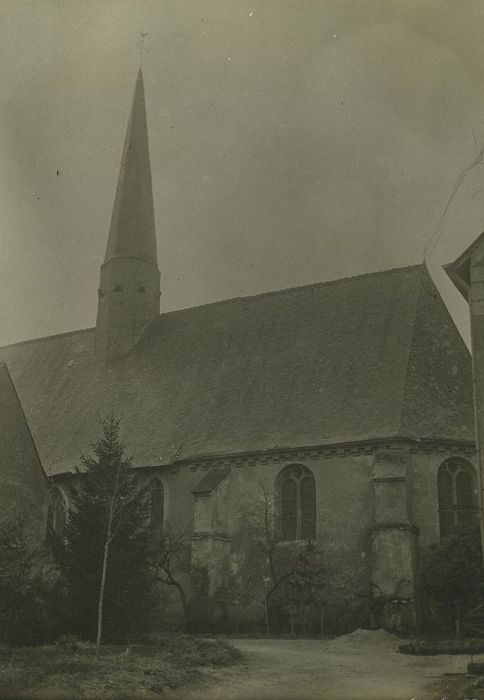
left=331, top=628, right=401, bottom=651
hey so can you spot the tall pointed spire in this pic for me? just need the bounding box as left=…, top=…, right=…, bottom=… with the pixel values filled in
left=105, top=68, right=157, bottom=263
left=95, top=69, right=161, bottom=363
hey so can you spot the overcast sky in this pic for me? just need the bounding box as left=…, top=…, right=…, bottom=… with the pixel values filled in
left=1, top=0, right=484, bottom=346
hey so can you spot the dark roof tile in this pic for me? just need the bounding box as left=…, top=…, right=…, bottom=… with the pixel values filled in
left=0, top=265, right=473, bottom=474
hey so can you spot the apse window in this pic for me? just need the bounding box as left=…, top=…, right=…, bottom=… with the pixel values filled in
left=277, top=464, right=316, bottom=541
left=437, top=457, right=478, bottom=538
left=46, top=487, right=68, bottom=539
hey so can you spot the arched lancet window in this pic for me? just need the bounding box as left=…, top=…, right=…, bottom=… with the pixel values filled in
left=437, top=457, right=478, bottom=538
left=46, top=486, right=68, bottom=538
left=277, top=464, right=316, bottom=541
left=145, top=478, right=164, bottom=529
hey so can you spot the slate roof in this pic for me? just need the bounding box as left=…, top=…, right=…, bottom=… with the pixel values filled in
left=0, top=264, right=474, bottom=475
left=444, top=231, right=484, bottom=301
left=0, top=364, right=48, bottom=492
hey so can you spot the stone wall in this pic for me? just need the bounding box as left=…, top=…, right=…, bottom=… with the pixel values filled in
left=53, top=439, right=478, bottom=632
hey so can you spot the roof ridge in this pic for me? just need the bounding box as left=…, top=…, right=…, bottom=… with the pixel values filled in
left=158, top=263, right=424, bottom=318
left=0, top=326, right=95, bottom=352
left=0, top=263, right=423, bottom=350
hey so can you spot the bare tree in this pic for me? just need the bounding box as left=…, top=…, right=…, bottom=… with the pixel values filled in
left=153, top=524, right=192, bottom=626
left=239, top=482, right=319, bottom=634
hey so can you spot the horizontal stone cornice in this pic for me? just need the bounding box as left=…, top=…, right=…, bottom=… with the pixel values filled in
left=51, top=437, right=475, bottom=481
left=177, top=438, right=475, bottom=473
left=372, top=476, right=406, bottom=483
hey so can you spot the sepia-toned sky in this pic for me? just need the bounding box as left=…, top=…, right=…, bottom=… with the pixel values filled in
left=1, top=0, right=484, bottom=346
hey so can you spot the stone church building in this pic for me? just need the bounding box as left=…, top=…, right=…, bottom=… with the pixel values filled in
left=0, top=70, right=479, bottom=631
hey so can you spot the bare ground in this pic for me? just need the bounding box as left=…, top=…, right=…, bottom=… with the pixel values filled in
left=169, top=631, right=482, bottom=700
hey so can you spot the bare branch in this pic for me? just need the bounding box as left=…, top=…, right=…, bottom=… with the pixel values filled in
left=423, top=143, right=484, bottom=260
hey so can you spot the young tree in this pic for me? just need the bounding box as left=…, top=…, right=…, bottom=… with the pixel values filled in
left=56, top=415, right=156, bottom=654
left=419, top=524, right=484, bottom=638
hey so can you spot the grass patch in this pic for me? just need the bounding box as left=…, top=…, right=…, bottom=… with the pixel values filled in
left=0, top=635, right=243, bottom=699
left=399, top=638, right=484, bottom=656
left=436, top=674, right=484, bottom=700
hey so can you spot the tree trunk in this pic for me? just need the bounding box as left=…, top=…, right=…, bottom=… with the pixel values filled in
left=172, top=579, right=188, bottom=631
left=96, top=538, right=110, bottom=658
left=303, top=607, right=309, bottom=636
left=95, top=466, right=120, bottom=659
left=455, top=605, right=463, bottom=640
left=264, top=594, right=270, bottom=635
left=158, top=574, right=188, bottom=631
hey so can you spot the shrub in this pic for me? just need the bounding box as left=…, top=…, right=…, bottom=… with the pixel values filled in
left=418, top=524, right=484, bottom=638
left=0, top=512, right=59, bottom=646
left=0, top=644, right=11, bottom=660
left=55, top=634, right=79, bottom=652
left=399, top=638, right=484, bottom=655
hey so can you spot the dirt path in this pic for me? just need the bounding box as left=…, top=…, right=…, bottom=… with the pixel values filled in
left=170, top=632, right=480, bottom=700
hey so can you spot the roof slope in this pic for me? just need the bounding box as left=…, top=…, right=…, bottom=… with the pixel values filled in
left=0, top=265, right=474, bottom=475
left=400, top=269, right=474, bottom=441
left=0, top=364, right=48, bottom=493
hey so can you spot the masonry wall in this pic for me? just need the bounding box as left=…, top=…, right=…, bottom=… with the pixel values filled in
left=96, top=257, right=160, bottom=361
left=175, top=443, right=477, bottom=631
left=127, top=450, right=375, bottom=630
left=55, top=441, right=477, bottom=632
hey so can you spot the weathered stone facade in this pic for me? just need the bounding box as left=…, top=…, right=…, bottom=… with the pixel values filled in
left=49, top=438, right=476, bottom=631
left=183, top=441, right=476, bottom=630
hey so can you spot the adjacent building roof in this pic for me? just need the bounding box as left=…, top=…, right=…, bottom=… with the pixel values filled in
left=444, top=231, right=484, bottom=301
left=0, top=363, right=48, bottom=492
left=0, top=264, right=474, bottom=475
